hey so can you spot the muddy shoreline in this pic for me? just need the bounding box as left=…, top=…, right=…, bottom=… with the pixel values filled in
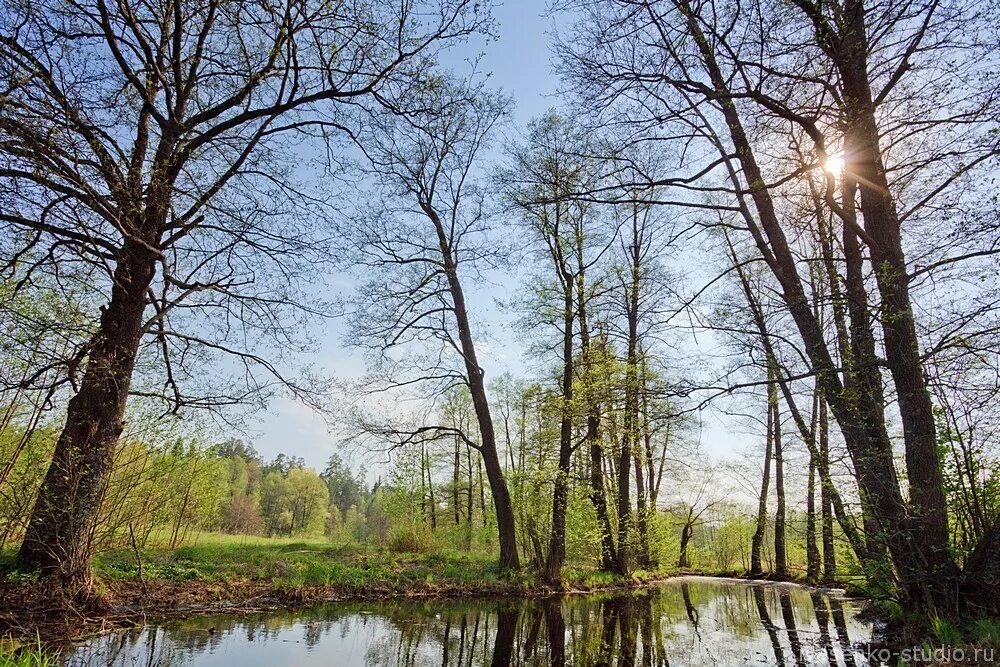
left=0, top=572, right=857, bottom=646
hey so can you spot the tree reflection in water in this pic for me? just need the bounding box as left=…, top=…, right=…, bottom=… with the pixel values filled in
left=67, top=578, right=872, bottom=667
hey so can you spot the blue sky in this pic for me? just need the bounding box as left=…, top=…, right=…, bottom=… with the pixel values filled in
left=252, top=0, right=561, bottom=468
left=248, top=0, right=753, bottom=472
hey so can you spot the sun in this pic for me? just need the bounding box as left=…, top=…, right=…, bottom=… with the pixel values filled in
left=823, top=154, right=846, bottom=174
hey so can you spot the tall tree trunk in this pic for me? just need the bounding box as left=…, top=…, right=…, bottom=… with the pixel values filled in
left=425, top=445, right=437, bottom=530
left=615, top=204, right=642, bottom=575
left=633, top=447, right=650, bottom=568
left=679, top=2, right=957, bottom=609
left=466, top=443, right=474, bottom=536
left=587, top=410, right=616, bottom=571
left=806, top=450, right=820, bottom=584
left=420, top=442, right=428, bottom=523
left=800, top=0, right=956, bottom=607
left=17, top=236, right=159, bottom=593
left=750, top=372, right=774, bottom=576
left=640, top=359, right=660, bottom=568
left=772, top=369, right=787, bottom=578
left=818, top=395, right=837, bottom=584
left=544, top=285, right=575, bottom=583
left=453, top=436, right=461, bottom=525
left=429, top=210, right=519, bottom=568
left=478, top=459, right=487, bottom=529
left=577, top=267, right=616, bottom=571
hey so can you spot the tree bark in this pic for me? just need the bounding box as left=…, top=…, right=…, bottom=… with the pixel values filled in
left=772, top=370, right=787, bottom=578
left=964, top=513, right=1000, bottom=615
left=615, top=202, right=643, bottom=575
left=425, top=444, right=437, bottom=530
left=750, top=387, right=773, bottom=577
left=818, top=396, right=837, bottom=584
left=795, top=0, right=957, bottom=607
left=838, top=0, right=950, bottom=541
left=806, top=449, right=820, bottom=584
left=453, top=436, right=462, bottom=525
left=576, top=262, right=616, bottom=572
left=678, top=1, right=957, bottom=609
left=677, top=512, right=693, bottom=568
left=544, top=283, right=575, bottom=583
left=429, top=208, right=519, bottom=568
left=17, top=236, right=159, bottom=592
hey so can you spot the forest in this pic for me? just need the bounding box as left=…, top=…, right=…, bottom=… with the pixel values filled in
left=0, top=0, right=998, bottom=654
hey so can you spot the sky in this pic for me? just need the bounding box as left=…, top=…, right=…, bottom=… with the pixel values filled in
left=248, top=0, right=753, bottom=473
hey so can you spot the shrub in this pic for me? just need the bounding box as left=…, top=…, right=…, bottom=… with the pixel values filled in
left=388, top=523, right=436, bottom=553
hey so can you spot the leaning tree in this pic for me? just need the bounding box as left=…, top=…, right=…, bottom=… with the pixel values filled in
left=338, top=75, right=521, bottom=569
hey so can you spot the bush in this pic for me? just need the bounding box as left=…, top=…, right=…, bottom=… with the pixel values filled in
left=388, top=523, right=436, bottom=553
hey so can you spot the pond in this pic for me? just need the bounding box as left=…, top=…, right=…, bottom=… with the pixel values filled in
left=65, top=576, right=875, bottom=666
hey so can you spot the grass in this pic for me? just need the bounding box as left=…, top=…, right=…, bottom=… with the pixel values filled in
left=971, top=618, right=1000, bottom=645
left=931, top=615, right=964, bottom=645
left=0, top=640, right=59, bottom=667
left=89, top=531, right=528, bottom=593
left=2, top=531, right=685, bottom=619
left=82, top=531, right=693, bottom=596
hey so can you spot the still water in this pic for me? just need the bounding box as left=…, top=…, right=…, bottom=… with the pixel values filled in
left=66, top=576, right=874, bottom=666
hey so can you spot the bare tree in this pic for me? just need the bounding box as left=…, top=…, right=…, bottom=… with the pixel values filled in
left=0, top=0, right=487, bottom=593
left=556, top=0, right=1000, bottom=613
left=340, top=75, right=520, bottom=568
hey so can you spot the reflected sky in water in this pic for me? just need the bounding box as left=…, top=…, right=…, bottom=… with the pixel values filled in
left=66, top=576, right=873, bottom=666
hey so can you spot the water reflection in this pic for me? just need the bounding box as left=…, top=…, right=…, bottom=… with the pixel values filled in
left=66, top=577, right=872, bottom=667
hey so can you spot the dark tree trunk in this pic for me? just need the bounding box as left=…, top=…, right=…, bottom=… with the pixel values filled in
left=805, top=0, right=956, bottom=607
left=750, top=379, right=774, bottom=576
left=18, top=237, right=159, bottom=593
left=453, top=436, right=461, bottom=525
left=633, top=448, right=651, bottom=569
left=819, top=396, right=837, bottom=584
left=615, top=209, right=642, bottom=575
left=615, top=413, right=632, bottom=576
left=429, top=210, right=519, bottom=569
left=478, top=459, right=487, bottom=529
left=772, top=372, right=787, bottom=578
left=587, top=412, right=616, bottom=571
left=640, top=362, right=660, bottom=569
left=806, top=450, right=820, bottom=584
left=544, top=286, right=575, bottom=583
left=677, top=517, right=693, bottom=568
left=840, top=176, right=892, bottom=579
left=466, top=444, right=474, bottom=535
left=963, top=513, right=1000, bottom=615
left=425, top=445, right=437, bottom=530
left=679, top=3, right=958, bottom=610
left=577, top=274, right=616, bottom=572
